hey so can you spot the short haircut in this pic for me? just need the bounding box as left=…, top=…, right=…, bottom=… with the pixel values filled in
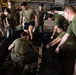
left=21, top=32, right=28, bottom=37
left=39, top=3, right=44, bottom=7
left=58, top=25, right=64, bottom=31
left=64, top=5, right=76, bottom=13
left=21, top=2, right=27, bottom=6
left=47, top=14, right=54, bottom=19
left=4, top=8, right=11, bottom=14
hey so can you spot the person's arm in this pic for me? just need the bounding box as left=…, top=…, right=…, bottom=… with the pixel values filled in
left=33, top=9, right=39, bottom=27
left=51, top=37, right=61, bottom=46
left=55, top=33, right=70, bottom=53
left=34, top=15, right=39, bottom=27
left=51, top=25, right=58, bottom=39
left=8, top=43, right=14, bottom=51
left=3, top=20, right=6, bottom=27
left=47, top=37, right=59, bottom=46
left=31, top=45, right=42, bottom=57
left=0, top=29, right=4, bottom=36
left=51, top=16, right=60, bottom=39
left=46, top=37, right=61, bottom=48
left=20, top=11, right=23, bottom=28
left=5, top=17, right=10, bottom=26
left=20, top=16, right=23, bottom=28
left=50, top=37, right=59, bottom=44
left=43, top=10, right=48, bottom=20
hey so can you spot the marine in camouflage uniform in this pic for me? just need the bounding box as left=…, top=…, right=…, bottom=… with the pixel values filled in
left=46, top=25, right=76, bottom=75
left=47, top=14, right=69, bottom=39
left=36, top=3, right=47, bottom=32
left=8, top=32, right=42, bottom=71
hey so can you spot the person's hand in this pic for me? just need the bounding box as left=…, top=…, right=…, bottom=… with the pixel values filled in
left=50, top=35, right=54, bottom=39
left=55, top=47, right=60, bottom=53
left=46, top=44, right=50, bottom=48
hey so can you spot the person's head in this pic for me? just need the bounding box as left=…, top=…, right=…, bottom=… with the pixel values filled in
left=50, top=10, right=55, bottom=14
left=21, top=32, right=29, bottom=39
left=7, top=1, right=15, bottom=9
left=39, top=3, right=44, bottom=10
left=21, top=2, right=28, bottom=10
left=47, top=14, right=54, bottom=22
left=63, top=6, right=76, bottom=21
left=57, top=25, right=64, bottom=33
left=4, top=8, right=11, bottom=16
